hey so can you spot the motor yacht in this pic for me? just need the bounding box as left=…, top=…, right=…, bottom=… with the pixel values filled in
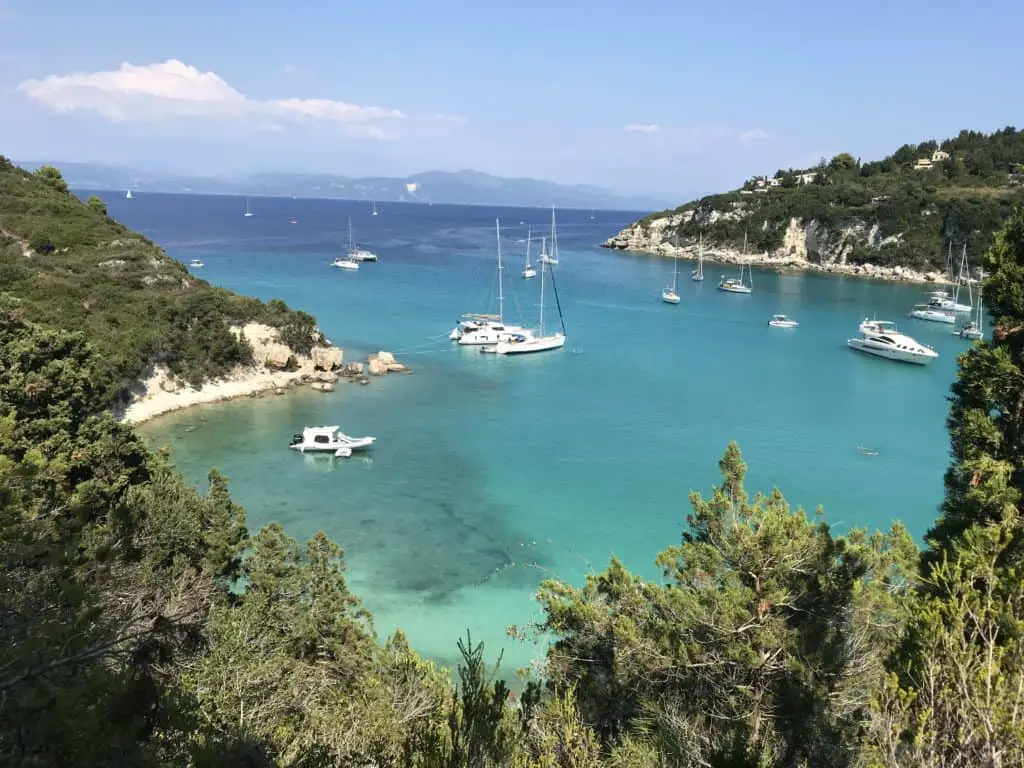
left=288, top=425, right=376, bottom=457
left=189, top=259, right=204, bottom=268
left=847, top=319, right=938, bottom=365
left=768, top=314, right=798, bottom=328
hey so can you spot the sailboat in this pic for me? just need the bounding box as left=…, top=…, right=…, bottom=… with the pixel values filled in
left=662, top=249, right=680, bottom=304
left=452, top=220, right=531, bottom=345
left=718, top=233, right=753, bottom=294
left=691, top=234, right=705, bottom=281
left=345, top=217, right=378, bottom=262
left=522, top=229, right=537, bottom=279
left=125, top=189, right=133, bottom=200
left=957, top=270, right=984, bottom=340
left=484, top=211, right=567, bottom=355
left=243, top=197, right=253, bottom=217
left=372, top=200, right=379, bottom=216
left=589, top=209, right=595, bottom=220
left=540, top=207, right=560, bottom=265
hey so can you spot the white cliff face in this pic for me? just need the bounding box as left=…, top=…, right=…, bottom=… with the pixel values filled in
left=603, top=214, right=949, bottom=285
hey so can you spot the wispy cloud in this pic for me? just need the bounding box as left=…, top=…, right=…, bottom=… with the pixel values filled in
left=624, top=123, right=661, bottom=134
left=17, top=59, right=433, bottom=140
left=738, top=128, right=770, bottom=146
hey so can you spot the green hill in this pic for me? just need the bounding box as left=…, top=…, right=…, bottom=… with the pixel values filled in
left=605, top=126, right=1024, bottom=270
left=0, top=156, right=319, bottom=405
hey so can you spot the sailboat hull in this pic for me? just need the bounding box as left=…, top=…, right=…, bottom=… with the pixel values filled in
left=662, top=291, right=680, bottom=304
left=484, top=334, right=566, bottom=355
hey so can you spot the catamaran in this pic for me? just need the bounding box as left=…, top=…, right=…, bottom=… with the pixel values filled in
left=345, top=217, right=378, bottom=262
left=483, top=209, right=566, bottom=355
left=691, top=233, right=705, bottom=281
left=718, top=233, right=753, bottom=293
left=452, top=220, right=532, bottom=345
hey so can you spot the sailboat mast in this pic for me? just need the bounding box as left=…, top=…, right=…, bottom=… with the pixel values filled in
left=525, top=228, right=532, bottom=268
left=348, top=217, right=354, bottom=253
left=539, top=236, right=547, bottom=337
left=496, top=219, right=504, bottom=323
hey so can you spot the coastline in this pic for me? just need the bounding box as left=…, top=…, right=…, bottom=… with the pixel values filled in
left=119, top=323, right=400, bottom=426
left=602, top=242, right=954, bottom=286
left=119, top=363, right=315, bottom=425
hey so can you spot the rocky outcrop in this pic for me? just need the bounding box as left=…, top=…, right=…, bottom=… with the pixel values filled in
left=367, top=351, right=408, bottom=376
left=602, top=214, right=951, bottom=285
left=312, top=346, right=344, bottom=371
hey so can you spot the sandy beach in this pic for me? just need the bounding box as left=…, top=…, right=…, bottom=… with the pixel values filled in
left=119, top=323, right=341, bottom=425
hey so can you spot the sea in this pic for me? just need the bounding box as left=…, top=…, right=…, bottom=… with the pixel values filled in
left=88, top=190, right=969, bottom=673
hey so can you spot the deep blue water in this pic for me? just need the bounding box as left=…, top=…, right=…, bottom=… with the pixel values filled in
left=90, top=190, right=967, bottom=671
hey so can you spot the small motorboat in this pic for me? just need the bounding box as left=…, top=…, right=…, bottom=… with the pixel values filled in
left=857, top=445, right=879, bottom=457
left=768, top=314, right=798, bottom=328
left=189, top=259, right=204, bottom=268
left=288, top=425, right=375, bottom=456
left=331, top=257, right=359, bottom=271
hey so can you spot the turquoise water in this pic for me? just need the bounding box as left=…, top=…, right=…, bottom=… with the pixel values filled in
left=103, top=192, right=966, bottom=671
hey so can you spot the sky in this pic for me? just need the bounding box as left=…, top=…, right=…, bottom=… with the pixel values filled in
left=0, top=0, right=1022, bottom=201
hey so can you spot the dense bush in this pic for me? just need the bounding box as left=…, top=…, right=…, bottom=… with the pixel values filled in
left=0, top=157, right=322, bottom=403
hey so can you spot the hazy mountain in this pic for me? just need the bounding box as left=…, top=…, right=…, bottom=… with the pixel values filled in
left=16, top=161, right=669, bottom=212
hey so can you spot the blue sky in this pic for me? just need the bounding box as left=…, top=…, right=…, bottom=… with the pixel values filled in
left=0, top=0, right=1021, bottom=200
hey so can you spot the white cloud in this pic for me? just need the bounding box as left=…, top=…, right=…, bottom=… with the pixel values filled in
left=18, top=59, right=414, bottom=139
left=624, top=123, right=661, bottom=134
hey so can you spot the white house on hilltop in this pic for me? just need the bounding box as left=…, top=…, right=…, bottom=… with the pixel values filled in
left=914, top=149, right=952, bottom=171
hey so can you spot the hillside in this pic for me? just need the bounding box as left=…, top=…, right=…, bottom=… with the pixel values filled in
left=17, top=161, right=670, bottom=211
left=0, top=156, right=323, bottom=406
left=604, top=126, right=1024, bottom=280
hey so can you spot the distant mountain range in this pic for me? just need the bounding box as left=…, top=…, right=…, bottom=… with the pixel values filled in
left=16, top=161, right=668, bottom=212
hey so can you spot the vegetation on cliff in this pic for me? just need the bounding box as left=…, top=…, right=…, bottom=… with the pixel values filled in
left=0, top=156, right=319, bottom=406
left=625, top=127, right=1024, bottom=270
left=5, top=159, right=1024, bottom=765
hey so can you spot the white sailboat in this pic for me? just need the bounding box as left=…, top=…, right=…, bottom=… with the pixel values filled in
left=125, top=189, right=133, bottom=200
left=718, top=233, right=753, bottom=293
left=453, top=220, right=532, bottom=346
left=957, top=270, right=985, bottom=340
left=662, top=249, right=680, bottom=304
left=346, top=217, right=378, bottom=262
left=484, top=210, right=566, bottom=355
left=691, top=233, right=705, bottom=281
left=522, top=229, right=537, bottom=279
left=243, top=197, right=253, bottom=217
left=372, top=200, right=379, bottom=216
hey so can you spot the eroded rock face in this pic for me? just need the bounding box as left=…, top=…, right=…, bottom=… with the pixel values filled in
left=264, top=343, right=295, bottom=370
left=312, top=346, right=343, bottom=371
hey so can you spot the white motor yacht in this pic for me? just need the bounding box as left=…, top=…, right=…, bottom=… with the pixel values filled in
left=189, top=259, right=204, bottom=268
left=768, top=314, right=798, bottom=328
left=288, top=425, right=376, bottom=457
left=909, top=304, right=955, bottom=324
left=331, top=257, right=359, bottom=271
left=847, top=319, right=938, bottom=365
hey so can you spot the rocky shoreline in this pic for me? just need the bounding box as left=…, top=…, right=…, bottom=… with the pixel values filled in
left=119, top=323, right=409, bottom=425
left=602, top=217, right=954, bottom=286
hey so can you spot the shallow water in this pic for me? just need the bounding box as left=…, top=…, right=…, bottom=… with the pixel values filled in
left=105, top=192, right=968, bottom=671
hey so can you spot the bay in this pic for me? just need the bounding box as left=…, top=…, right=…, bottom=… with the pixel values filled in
left=100, top=191, right=963, bottom=671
